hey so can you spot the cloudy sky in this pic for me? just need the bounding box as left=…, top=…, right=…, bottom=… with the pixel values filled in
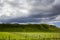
left=0, top=0, right=60, bottom=27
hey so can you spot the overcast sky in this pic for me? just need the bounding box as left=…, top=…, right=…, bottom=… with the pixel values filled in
left=0, top=0, right=60, bottom=27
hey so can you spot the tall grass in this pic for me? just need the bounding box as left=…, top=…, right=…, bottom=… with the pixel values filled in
left=0, top=32, right=60, bottom=40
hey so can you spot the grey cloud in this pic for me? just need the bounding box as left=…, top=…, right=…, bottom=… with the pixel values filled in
left=0, top=18, right=41, bottom=23
left=28, top=0, right=60, bottom=20
left=0, top=0, right=60, bottom=23
left=6, top=0, right=20, bottom=7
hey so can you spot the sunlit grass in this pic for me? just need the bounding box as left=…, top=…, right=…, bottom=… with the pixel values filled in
left=0, top=32, right=60, bottom=40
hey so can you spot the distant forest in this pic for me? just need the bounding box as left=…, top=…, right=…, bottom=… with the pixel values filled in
left=0, top=24, right=60, bottom=32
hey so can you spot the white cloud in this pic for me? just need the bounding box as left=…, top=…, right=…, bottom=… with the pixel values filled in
left=54, top=15, right=60, bottom=21
left=0, top=0, right=4, bottom=3
left=0, top=0, right=60, bottom=24
left=0, top=0, right=31, bottom=19
left=46, top=21, right=60, bottom=25
left=0, top=3, right=16, bottom=19
left=0, top=0, right=55, bottom=19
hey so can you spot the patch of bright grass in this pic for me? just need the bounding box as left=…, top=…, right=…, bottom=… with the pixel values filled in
left=0, top=32, right=60, bottom=40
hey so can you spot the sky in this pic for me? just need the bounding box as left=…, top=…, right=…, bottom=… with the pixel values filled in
left=0, top=0, right=60, bottom=27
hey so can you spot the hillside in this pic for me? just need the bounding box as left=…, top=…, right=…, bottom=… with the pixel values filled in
left=0, top=24, right=60, bottom=32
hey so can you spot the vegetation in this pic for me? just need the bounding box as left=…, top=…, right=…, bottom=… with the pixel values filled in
left=0, top=24, right=60, bottom=32
left=0, top=32, right=60, bottom=40
left=0, top=24, right=60, bottom=40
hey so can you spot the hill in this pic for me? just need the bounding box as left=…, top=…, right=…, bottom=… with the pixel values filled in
left=0, top=24, right=60, bottom=32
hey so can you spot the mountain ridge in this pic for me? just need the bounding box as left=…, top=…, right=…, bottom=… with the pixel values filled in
left=0, top=24, right=60, bottom=32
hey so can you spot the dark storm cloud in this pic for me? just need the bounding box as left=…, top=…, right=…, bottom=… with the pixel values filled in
left=0, top=0, right=60, bottom=23
left=0, top=18, right=41, bottom=23
left=28, top=1, right=60, bottom=20
left=9, top=4, right=60, bottom=23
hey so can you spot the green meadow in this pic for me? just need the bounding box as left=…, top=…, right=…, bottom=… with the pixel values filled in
left=0, top=24, right=60, bottom=40
left=0, top=32, right=60, bottom=40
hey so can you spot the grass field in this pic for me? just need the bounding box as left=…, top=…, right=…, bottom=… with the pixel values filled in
left=0, top=32, right=60, bottom=40
left=0, top=24, right=60, bottom=40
